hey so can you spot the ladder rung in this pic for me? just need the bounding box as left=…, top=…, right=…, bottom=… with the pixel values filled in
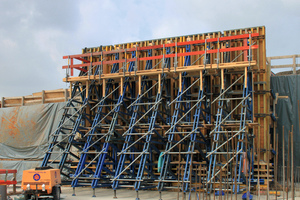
left=97, top=104, right=117, bottom=107
left=209, top=182, right=243, bottom=185
left=116, top=185, right=135, bottom=188
left=121, top=152, right=150, bottom=154
left=87, top=134, right=107, bottom=136
left=219, top=97, right=245, bottom=101
left=135, top=102, right=156, bottom=105
left=125, top=133, right=154, bottom=135
left=165, top=152, right=197, bottom=154
left=176, top=100, right=203, bottom=103
left=113, top=179, right=143, bottom=182
left=207, top=152, right=242, bottom=155
left=168, top=132, right=190, bottom=134
left=224, top=120, right=252, bottom=123
left=180, top=122, right=193, bottom=125
left=98, top=124, right=112, bottom=127
left=82, top=152, right=108, bottom=154
left=214, top=188, right=233, bottom=191
left=74, top=177, right=100, bottom=180
left=214, top=131, right=243, bottom=133
left=155, top=180, right=190, bottom=183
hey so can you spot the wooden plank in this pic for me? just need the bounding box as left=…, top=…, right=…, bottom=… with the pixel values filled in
left=179, top=73, right=182, bottom=92
left=103, top=79, right=106, bottom=97
left=1, top=88, right=70, bottom=108
left=138, top=75, right=141, bottom=95
left=221, top=69, right=224, bottom=90
left=293, top=55, right=296, bottom=74
left=158, top=74, right=161, bottom=93
left=271, top=64, right=300, bottom=69
left=268, top=54, right=300, bottom=59
left=42, top=90, right=45, bottom=104
left=63, top=61, right=257, bottom=82
left=120, top=77, right=124, bottom=95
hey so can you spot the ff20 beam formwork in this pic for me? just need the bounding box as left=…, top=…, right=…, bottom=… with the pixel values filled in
left=42, top=26, right=271, bottom=198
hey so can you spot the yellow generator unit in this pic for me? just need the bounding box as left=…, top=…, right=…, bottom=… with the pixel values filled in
left=21, top=167, right=61, bottom=200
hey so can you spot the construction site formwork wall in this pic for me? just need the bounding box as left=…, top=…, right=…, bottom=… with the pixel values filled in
left=1, top=88, right=70, bottom=108
left=42, top=26, right=272, bottom=196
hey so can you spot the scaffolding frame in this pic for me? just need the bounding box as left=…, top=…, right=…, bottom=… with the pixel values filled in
left=42, top=26, right=270, bottom=197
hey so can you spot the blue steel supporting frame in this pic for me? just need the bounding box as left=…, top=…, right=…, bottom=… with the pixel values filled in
left=157, top=45, right=210, bottom=194
left=133, top=82, right=163, bottom=190
left=41, top=31, right=265, bottom=198
left=134, top=48, right=172, bottom=192
left=42, top=65, right=103, bottom=177
left=71, top=53, right=121, bottom=187
left=42, top=74, right=84, bottom=168
left=206, top=69, right=253, bottom=193
left=234, top=68, right=253, bottom=193
left=111, top=48, right=172, bottom=198
left=206, top=87, right=226, bottom=192
left=112, top=50, right=154, bottom=190
left=90, top=52, right=137, bottom=190
left=181, top=76, right=210, bottom=193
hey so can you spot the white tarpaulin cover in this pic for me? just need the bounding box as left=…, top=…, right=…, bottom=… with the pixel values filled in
left=0, top=103, right=65, bottom=181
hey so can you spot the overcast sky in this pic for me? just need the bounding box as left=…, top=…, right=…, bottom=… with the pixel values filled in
left=0, top=0, right=299, bottom=97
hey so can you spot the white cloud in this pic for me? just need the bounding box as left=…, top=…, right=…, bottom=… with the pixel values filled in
left=1, top=39, right=18, bottom=49
left=0, top=0, right=299, bottom=97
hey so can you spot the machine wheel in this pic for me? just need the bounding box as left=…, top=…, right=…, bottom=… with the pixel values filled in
left=52, top=185, right=60, bottom=200
left=23, top=194, right=30, bottom=200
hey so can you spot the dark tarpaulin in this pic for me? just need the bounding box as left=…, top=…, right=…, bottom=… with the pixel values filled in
left=0, top=103, right=65, bottom=181
left=271, top=75, right=300, bottom=167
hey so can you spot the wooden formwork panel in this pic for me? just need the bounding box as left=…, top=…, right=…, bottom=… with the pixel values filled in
left=62, top=26, right=270, bottom=157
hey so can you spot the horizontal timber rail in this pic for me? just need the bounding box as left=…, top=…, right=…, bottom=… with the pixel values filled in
left=1, top=88, right=70, bottom=108
left=62, top=32, right=261, bottom=77
left=63, top=61, right=256, bottom=82
left=267, top=54, right=300, bottom=74
left=63, top=45, right=258, bottom=69
left=63, top=33, right=259, bottom=59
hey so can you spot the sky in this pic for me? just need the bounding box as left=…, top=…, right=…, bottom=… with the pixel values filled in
left=0, top=0, right=299, bottom=97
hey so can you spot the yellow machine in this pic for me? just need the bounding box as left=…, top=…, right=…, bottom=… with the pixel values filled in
left=21, top=167, right=61, bottom=200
